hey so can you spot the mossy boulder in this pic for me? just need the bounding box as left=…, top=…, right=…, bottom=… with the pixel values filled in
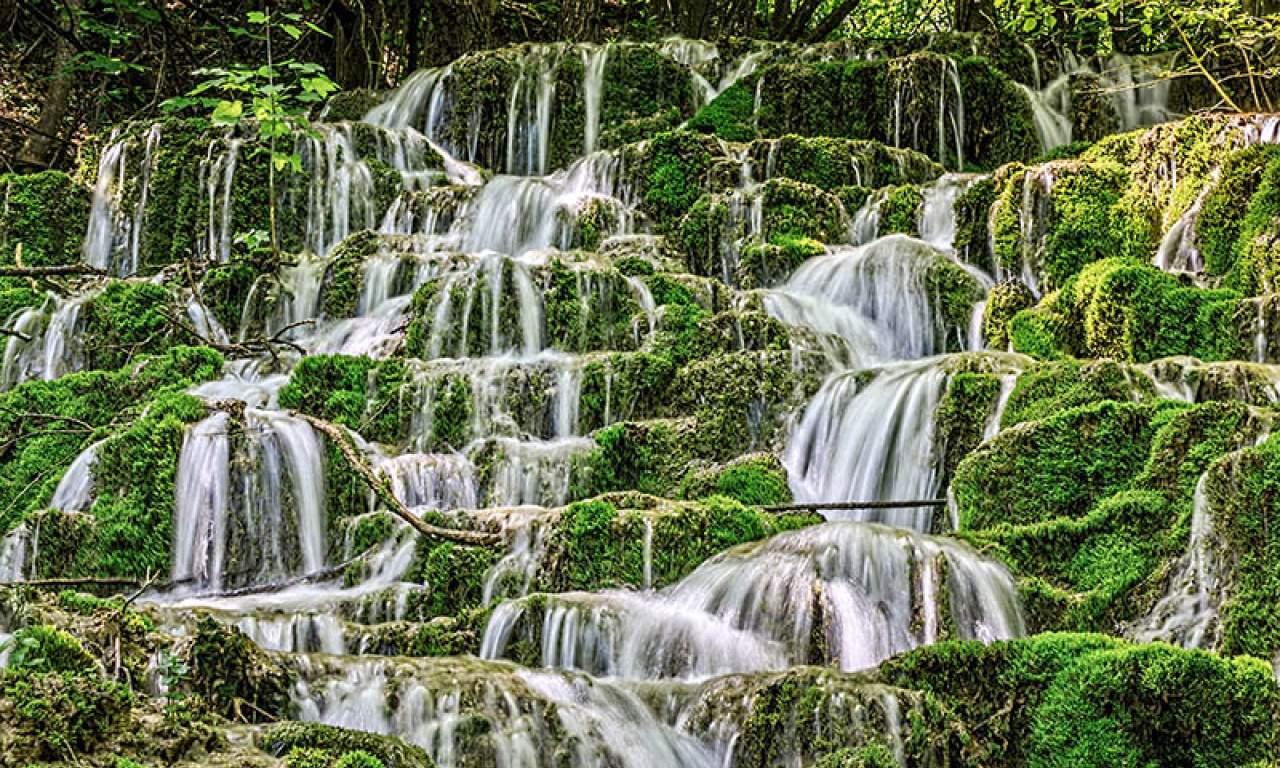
left=260, top=722, right=433, bottom=768
left=0, top=171, right=90, bottom=267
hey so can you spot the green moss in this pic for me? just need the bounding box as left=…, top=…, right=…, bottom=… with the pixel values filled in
left=83, top=281, right=182, bottom=371
left=1204, top=435, right=1280, bottom=658
left=1001, top=359, right=1140, bottom=428
left=953, top=175, right=997, bottom=272
left=754, top=53, right=1037, bottom=169
left=982, top=280, right=1035, bottom=349
left=182, top=616, right=290, bottom=722
left=260, top=721, right=433, bottom=768
left=600, top=45, right=695, bottom=132
left=878, top=185, right=923, bottom=235
left=638, top=131, right=718, bottom=231
left=0, top=346, right=222, bottom=545
left=405, top=538, right=500, bottom=617
left=3, top=625, right=97, bottom=675
left=80, top=391, right=209, bottom=578
left=680, top=453, right=792, bottom=506
left=954, top=400, right=1175, bottom=530
left=0, top=171, right=90, bottom=266
left=322, top=230, right=379, bottom=319
left=280, top=355, right=406, bottom=444
left=687, top=75, right=758, bottom=142
left=878, top=633, right=1278, bottom=768
left=201, top=260, right=260, bottom=335
left=935, top=372, right=1001, bottom=482
left=1012, top=259, right=1248, bottom=362
left=1029, top=643, right=1277, bottom=768
left=0, top=669, right=133, bottom=763
left=761, top=177, right=845, bottom=243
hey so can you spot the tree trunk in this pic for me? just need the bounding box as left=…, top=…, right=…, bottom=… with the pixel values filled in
left=17, top=0, right=80, bottom=168
left=954, top=0, right=996, bottom=32
left=560, top=0, right=603, bottom=41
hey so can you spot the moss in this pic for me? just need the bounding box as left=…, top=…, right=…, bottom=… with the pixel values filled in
left=3, top=625, right=97, bottom=675
left=754, top=53, right=1037, bottom=169
left=1029, top=643, right=1277, bottom=768
left=953, top=175, right=997, bottom=272
left=925, top=256, right=986, bottom=349
left=0, top=171, right=90, bottom=267
left=0, top=346, right=222, bottom=544
left=280, top=355, right=407, bottom=445
left=0, top=669, right=133, bottom=763
left=686, top=75, right=758, bottom=142
left=935, top=372, right=1001, bottom=482
left=680, top=453, right=792, bottom=506
left=982, top=280, right=1035, bottom=349
left=953, top=400, right=1175, bottom=530
left=539, top=494, right=812, bottom=592
left=1198, top=144, right=1280, bottom=293
left=259, top=721, right=433, bottom=768
left=638, top=131, right=718, bottom=231
left=878, top=185, right=923, bottom=235
left=79, top=391, right=209, bottom=578
left=600, top=45, right=696, bottom=132
left=322, top=230, right=379, bottom=318
left=1204, top=435, right=1280, bottom=658
left=83, top=281, right=183, bottom=371
left=761, top=178, right=846, bottom=244
left=182, top=617, right=290, bottom=722
left=201, top=260, right=260, bottom=335
left=877, top=633, right=1278, bottom=768
left=747, top=136, right=943, bottom=191
left=738, top=235, right=824, bottom=288
left=405, top=539, right=501, bottom=618
left=1001, top=359, right=1141, bottom=428
left=1012, top=259, right=1249, bottom=362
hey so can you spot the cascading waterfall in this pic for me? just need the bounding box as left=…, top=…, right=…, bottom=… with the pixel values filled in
left=1128, top=475, right=1223, bottom=648
left=481, top=521, right=1024, bottom=678
left=170, top=410, right=327, bottom=592
left=784, top=360, right=949, bottom=531
left=767, top=236, right=961, bottom=360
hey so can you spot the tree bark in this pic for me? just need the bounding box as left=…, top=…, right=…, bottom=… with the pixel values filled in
left=954, top=0, right=996, bottom=32
left=17, top=0, right=81, bottom=167
left=560, top=0, right=603, bottom=41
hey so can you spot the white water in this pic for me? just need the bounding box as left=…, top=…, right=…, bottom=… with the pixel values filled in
left=482, top=521, right=1023, bottom=679
left=784, top=360, right=948, bottom=531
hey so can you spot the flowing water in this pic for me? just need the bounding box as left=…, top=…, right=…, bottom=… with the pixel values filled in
left=14, top=37, right=1250, bottom=768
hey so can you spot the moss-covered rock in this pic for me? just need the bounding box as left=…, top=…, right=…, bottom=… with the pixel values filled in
left=0, top=171, right=90, bottom=267
left=982, top=280, right=1035, bottom=349
left=259, top=722, right=433, bottom=768
left=954, top=400, right=1176, bottom=530
left=878, top=633, right=1279, bottom=768
left=179, top=617, right=291, bottom=722
left=680, top=453, right=792, bottom=506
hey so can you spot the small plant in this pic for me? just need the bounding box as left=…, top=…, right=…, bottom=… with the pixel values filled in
left=162, top=10, right=338, bottom=256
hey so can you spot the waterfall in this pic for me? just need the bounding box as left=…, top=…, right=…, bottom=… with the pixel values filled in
left=379, top=453, right=479, bottom=510
left=171, top=412, right=232, bottom=590
left=919, top=174, right=984, bottom=251
left=769, top=236, right=963, bottom=360
left=783, top=360, right=948, bottom=531
left=581, top=46, right=609, bottom=155
left=49, top=441, right=101, bottom=512
left=0, top=523, right=31, bottom=582
left=1128, top=476, right=1222, bottom=648
left=1155, top=169, right=1217, bottom=274
left=170, top=410, right=327, bottom=593
left=83, top=130, right=127, bottom=273
left=481, top=521, right=1024, bottom=678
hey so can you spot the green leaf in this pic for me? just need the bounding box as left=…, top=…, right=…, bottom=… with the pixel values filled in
left=211, top=99, right=244, bottom=125
left=304, top=21, right=332, bottom=37
left=282, top=23, right=303, bottom=40
left=247, top=11, right=267, bottom=24
left=1023, top=17, right=1038, bottom=32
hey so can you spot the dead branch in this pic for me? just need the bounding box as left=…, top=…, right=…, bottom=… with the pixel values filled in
left=295, top=411, right=501, bottom=546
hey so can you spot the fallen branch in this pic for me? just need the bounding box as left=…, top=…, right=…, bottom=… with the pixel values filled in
left=759, top=500, right=947, bottom=513
left=0, top=264, right=107, bottom=278
left=0, top=576, right=143, bottom=588
left=196, top=544, right=379, bottom=599
left=295, top=411, right=500, bottom=546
